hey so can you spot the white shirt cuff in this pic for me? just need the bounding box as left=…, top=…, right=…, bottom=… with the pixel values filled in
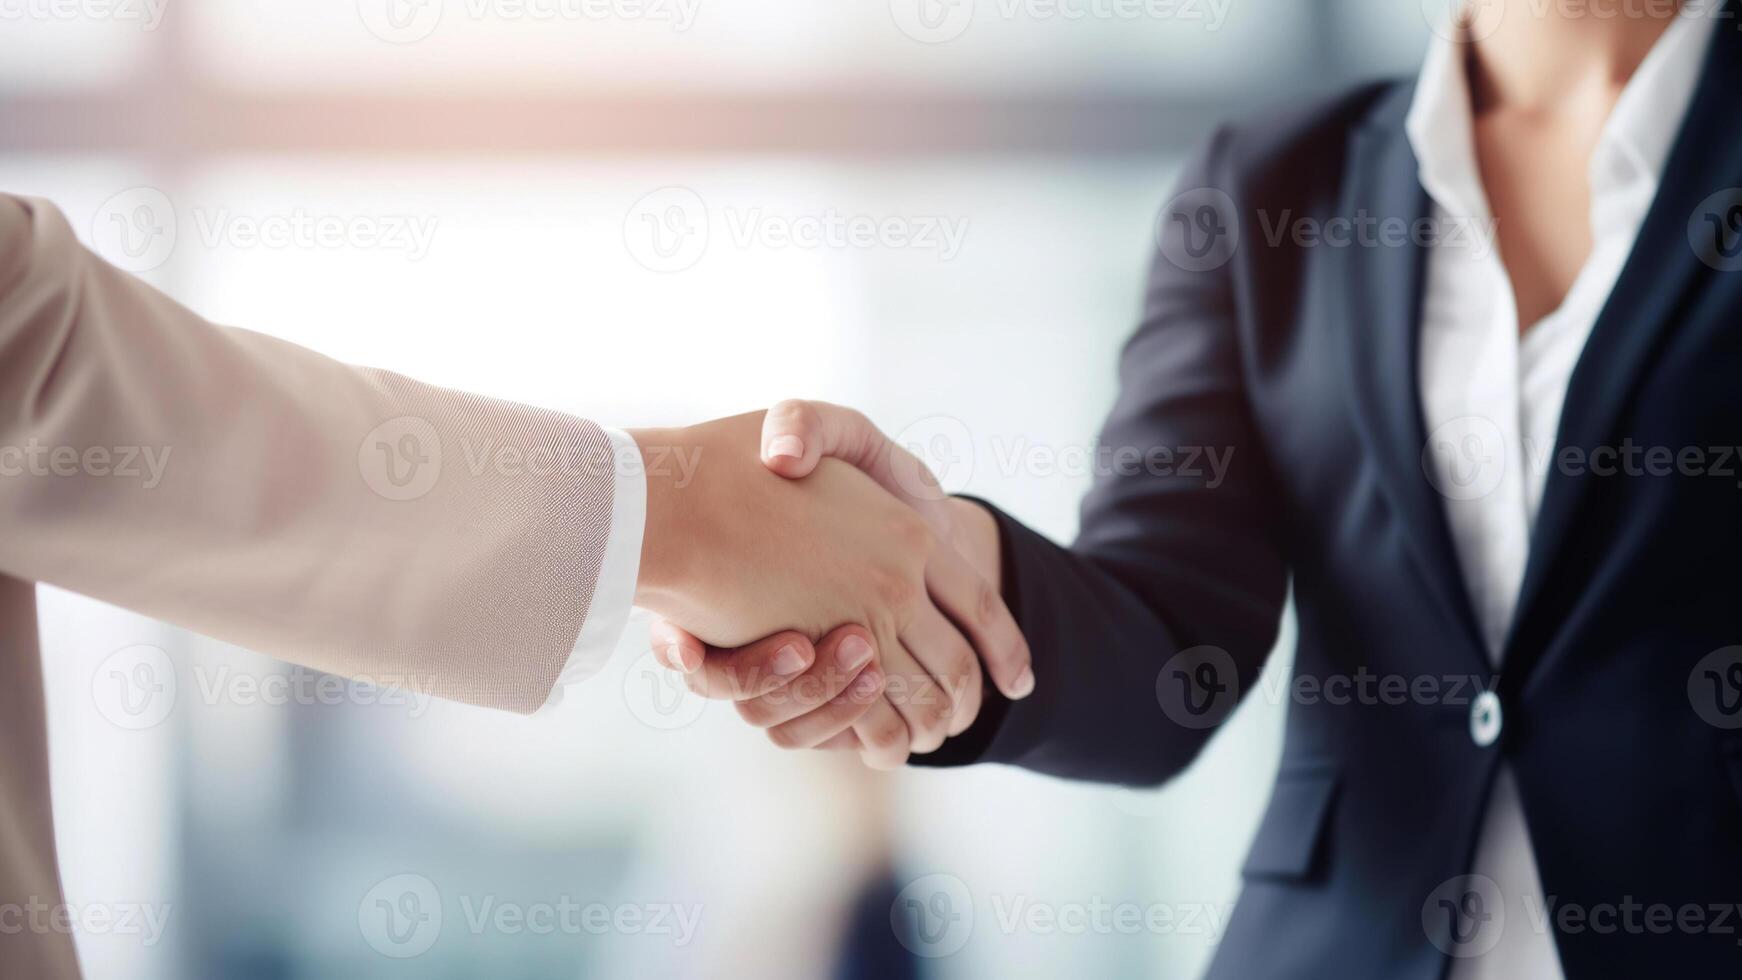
left=543, top=425, right=645, bottom=707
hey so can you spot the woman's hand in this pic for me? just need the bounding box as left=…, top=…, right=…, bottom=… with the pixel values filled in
left=638, top=405, right=1031, bottom=768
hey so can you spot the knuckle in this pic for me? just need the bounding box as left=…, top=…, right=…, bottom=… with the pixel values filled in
left=765, top=723, right=807, bottom=751
left=734, top=698, right=776, bottom=729
left=975, top=578, right=1003, bottom=627
left=872, top=566, right=920, bottom=609
left=770, top=398, right=818, bottom=435
left=891, top=511, right=934, bottom=553
left=864, top=712, right=909, bottom=751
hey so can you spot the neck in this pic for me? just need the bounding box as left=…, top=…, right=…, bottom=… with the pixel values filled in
left=1467, top=0, right=1684, bottom=112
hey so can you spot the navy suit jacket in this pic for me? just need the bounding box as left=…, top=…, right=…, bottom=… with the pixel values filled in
left=918, top=16, right=1742, bottom=980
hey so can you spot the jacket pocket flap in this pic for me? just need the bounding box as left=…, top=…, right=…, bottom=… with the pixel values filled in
left=1241, top=761, right=1339, bottom=881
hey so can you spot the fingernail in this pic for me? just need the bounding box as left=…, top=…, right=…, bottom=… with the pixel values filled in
left=838, top=635, right=875, bottom=671
left=772, top=643, right=808, bottom=676
left=1011, top=666, right=1035, bottom=699
left=673, top=645, right=701, bottom=675
left=765, top=434, right=805, bottom=460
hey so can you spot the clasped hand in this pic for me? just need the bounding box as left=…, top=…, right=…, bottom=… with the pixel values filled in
left=630, top=404, right=1031, bottom=769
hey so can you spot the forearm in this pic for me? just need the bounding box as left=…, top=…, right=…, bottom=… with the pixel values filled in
left=0, top=196, right=616, bottom=713
left=914, top=496, right=1287, bottom=786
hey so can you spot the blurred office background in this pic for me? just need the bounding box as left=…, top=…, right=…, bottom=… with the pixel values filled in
left=2, top=2, right=1439, bottom=977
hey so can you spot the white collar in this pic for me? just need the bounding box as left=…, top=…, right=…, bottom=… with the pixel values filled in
left=1404, top=6, right=1719, bottom=219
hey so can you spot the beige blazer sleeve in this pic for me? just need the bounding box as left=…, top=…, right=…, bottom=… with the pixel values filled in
left=0, top=194, right=622, bottom=713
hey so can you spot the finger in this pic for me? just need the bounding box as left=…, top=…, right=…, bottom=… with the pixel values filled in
left=851, top=696, right=912, bottom=770
left=738, top=628, right=877, bottom=729
left=647, top=618, right=707, bottom=675
left=924, top=545, right=1035, bottom=700
left=760, top=401, right=955, bottom=528
left=899, top=603, right=982, bottom=738
left=678, top=631, right=817, bottom=702
left=764, top=662, right=885, bottom=750
left=760, top=399, right=867, bottom=480
left=815, top=729, right=861, bottom=751
left=876, top=639, right=956, bottom=754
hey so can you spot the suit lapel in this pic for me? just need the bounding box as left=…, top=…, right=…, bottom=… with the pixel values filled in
left=1503, top=11, right=1742, bottom=678
left=1337, top=95, right=1491, bottom=666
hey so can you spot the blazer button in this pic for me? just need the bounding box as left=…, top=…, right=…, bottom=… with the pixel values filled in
left=1470, top=691, right=1503, bottom=748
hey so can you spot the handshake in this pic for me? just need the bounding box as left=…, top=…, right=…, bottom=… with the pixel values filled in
left=628, top=401, right=1034, bottom=769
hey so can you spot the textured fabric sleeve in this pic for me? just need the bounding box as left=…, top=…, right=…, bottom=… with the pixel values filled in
left=0, top=194, right=622, bottom=714
left=545, top=425, right=645, bottom=702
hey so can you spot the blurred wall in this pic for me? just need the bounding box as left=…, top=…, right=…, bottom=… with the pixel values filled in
left=1, top=3, right=1434, bottom=978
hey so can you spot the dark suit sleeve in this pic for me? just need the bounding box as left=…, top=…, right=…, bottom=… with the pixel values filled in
left=912, top=132, right=1289, bottom=785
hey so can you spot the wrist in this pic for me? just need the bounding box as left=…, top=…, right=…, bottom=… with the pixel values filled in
left=945, top=496, right=1003, bottom=594
left=629, top=426, right=689, bottom=611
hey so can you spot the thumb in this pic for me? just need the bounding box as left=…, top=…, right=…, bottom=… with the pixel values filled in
left=759, top=399, right=955, bottom=532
